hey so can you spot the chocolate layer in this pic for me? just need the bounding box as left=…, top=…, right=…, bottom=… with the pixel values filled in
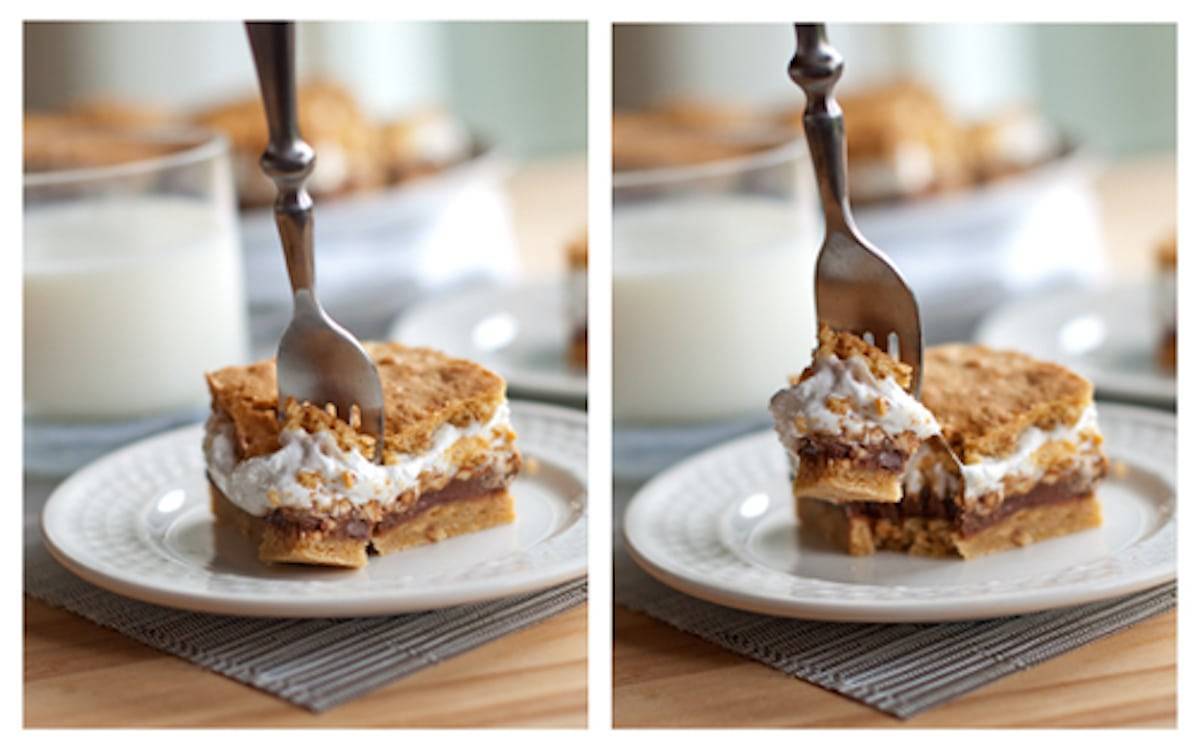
left=795, top=435, right=912, bottom=471
left=958, top=474, right=1100, bottom=536
left=377, top=470, right=513, bottom=532
left=264, top=508, right=374, bottom=540
left=845, top=470, right=1103, bottom=536
left=217, top=464, right=517, bottom=542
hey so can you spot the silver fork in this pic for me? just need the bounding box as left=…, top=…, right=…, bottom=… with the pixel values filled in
left=245, top=21, right=385, bottom=459
left=788, top=24, right=926, bottom=395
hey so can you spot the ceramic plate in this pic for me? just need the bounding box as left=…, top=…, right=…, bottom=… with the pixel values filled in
left=391, top=281, right=586, bottom=404
left=977, top=284, right=1175, bottom=406
left=624, top=402, right=1175, bottom=622
left=41, top=401, right=587, bottom=618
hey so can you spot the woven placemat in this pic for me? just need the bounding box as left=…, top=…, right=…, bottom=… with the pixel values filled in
left=25, top=526, right=587, bottom=713
left=616, top=547, right=1174, bottom=719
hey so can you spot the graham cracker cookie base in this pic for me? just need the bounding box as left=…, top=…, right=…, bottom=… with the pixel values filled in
left=793, top=463, right=904, bottom=504
left=798, top=493, right=1102, bottom=559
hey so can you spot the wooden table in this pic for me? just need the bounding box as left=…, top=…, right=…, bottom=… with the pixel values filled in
left=25, top=599, right=586, bottom=728
left=23, top=156, right=589, bottom=728
left=613, top=154, right=1177, bottom=728
left=613, top=608, right=1174, bottom=728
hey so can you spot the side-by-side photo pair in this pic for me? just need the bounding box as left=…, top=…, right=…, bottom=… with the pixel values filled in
left=20, top=16, right=1177, bottom=732
left=611, top=22, right=1176, bottom=728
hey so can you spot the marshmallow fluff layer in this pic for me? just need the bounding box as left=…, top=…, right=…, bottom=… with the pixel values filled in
left=771, top=352, right=940, bottom=445
left=204, top=402, right=515, bottom=517
left=902, top=404, right=1102, bottom=503
left=958, top=403, right=1101, bottom=501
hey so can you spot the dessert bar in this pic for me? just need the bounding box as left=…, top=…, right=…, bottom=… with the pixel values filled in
left=204, top=343, right=520, bottom=568
left=789, top=342, right=1107, bottom=558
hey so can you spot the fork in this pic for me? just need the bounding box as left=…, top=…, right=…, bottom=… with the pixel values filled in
left=788, top=23, right=926, bottom=396
left=245, top=21, right=385, bottom=459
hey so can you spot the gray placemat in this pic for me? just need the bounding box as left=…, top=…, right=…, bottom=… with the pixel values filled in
left=616, top=548, right=1174, bottom=720
left=24, top=529, right=587, bottom=713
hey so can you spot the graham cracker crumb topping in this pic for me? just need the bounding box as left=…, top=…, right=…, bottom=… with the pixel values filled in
left=205, top=342, right=506, bottom=465
left=800, top=323, right=913, bottom=389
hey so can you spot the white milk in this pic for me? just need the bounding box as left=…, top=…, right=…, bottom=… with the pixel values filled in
left=24, top=196, right=249, bottom=419
left=614, top=195, right=820, bottom=423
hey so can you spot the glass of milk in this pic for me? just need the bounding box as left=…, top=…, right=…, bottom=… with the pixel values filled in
left=24, top=129, right=248, bottom=475
left=613, top=139, right=822, bottom=477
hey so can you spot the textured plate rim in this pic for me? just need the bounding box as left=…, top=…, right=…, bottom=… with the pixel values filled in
left=623, top=402, right=1176, bottom=622
left=390, top=280, right=587, bottom=402
left=41, top=400, right=587, bottom=618
left=976, top=284, right=1176, bottom=406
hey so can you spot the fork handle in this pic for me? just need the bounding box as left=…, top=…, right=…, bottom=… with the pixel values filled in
left=246, top=21, right=316, bottom=295
left=788, top=24, right=854, bottom=234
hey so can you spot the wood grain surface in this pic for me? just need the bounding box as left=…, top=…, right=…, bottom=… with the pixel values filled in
left=613, top=606, right=1175, bottom=728
left=24, top=598, right=586, bottom=727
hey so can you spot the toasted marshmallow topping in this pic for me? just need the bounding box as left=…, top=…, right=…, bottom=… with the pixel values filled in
left=771, top=353, right=939, bottom=444
left=205, top=402, right=515, bottom=516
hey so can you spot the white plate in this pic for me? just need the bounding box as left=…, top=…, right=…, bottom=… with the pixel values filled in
left=977, top=284, right=1175, bottom=406
left=624, top=403, right=1175, bottom=622
left=391, top=281, right=586, bottom=403
left=41, top=401, right=587, bottom=618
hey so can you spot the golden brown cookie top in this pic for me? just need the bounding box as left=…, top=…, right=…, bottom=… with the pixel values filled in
left=922, top=344, right=1092, bottom=463
left=206, top=343, right=506, bottom=464
left=798, top=323, right=913, bottom=389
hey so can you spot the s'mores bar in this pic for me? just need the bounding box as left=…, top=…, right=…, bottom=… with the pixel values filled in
left=566, top=230, right=588, bottom=369
left=1156, top=234, right=1177, bottom=372
left=770, top=325, right=940, bottom=503
left=193, top=81, right=381, bottom=208
left=203, top=343, right=520, bottom=568
left=789, top=342, right=1107, bottom=559
left=23, top=111, right=179, bottom=173
left=612, top=105, right=784, bottom=172
left=778, top=82, right=971, bottom=205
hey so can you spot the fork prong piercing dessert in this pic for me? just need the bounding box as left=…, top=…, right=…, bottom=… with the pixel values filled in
left=770, top=324, right=939, bottom=503
left=204, top=343, right=520, bottom=568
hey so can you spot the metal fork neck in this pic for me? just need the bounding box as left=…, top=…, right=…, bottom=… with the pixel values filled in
left=246, top=21, right=316, bottom=295
left=789, top=23, right=856, bottom=236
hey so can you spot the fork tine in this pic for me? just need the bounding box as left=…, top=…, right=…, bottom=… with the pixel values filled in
left=796, top=25, right=924, bottom=397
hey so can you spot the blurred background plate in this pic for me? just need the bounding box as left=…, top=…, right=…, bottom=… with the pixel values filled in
left=854, top=145, right=1107, bottom=344
left=976, top=284, right=1175, bottom=407
left=391, top=280, right=587, bottom=405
